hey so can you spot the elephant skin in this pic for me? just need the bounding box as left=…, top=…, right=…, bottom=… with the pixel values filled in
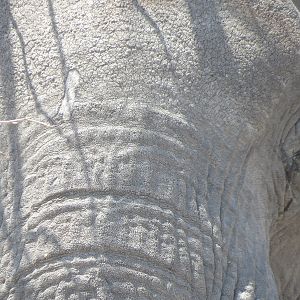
left=0, top=0, right=300, bottom=299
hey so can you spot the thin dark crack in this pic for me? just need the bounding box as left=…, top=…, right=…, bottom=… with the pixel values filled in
left=132, top=0, right=172, bottom=62
left=284, top=198, right=293, bottom=212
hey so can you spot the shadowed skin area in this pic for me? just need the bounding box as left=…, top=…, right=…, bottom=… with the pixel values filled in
left=293, top=0, right=300, bottom=10
left=0, top=0, right=300, bottom=299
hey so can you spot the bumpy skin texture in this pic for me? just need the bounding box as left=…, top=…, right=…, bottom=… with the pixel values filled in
left=0, top=0, right=300, bottom=299
left=270, top=118, right=300, bottom=300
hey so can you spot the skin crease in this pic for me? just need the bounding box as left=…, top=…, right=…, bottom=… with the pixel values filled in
left=0, top=0, right=300, bottom=299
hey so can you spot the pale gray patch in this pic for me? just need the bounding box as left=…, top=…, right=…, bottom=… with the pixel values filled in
left=59, top=69, right=80, bottom=120
left=237, top=282, right=255, bottom=300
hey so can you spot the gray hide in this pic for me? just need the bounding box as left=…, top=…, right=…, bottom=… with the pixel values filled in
left=0, top=0, right=300, bottom=299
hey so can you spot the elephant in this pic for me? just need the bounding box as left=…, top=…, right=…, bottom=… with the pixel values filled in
left=0, top=0, right=300, bottom=299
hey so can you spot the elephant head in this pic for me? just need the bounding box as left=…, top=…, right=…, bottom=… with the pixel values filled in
left=0, top=0, right=300, bottom=299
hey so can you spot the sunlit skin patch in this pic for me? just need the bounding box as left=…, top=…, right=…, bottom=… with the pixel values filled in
left=0, top=1, right=300, bottom=299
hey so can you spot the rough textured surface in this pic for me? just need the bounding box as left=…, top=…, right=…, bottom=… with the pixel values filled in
left=0, top=0, right=300, bottom=299
left=270, top=118, right=300, bottom=300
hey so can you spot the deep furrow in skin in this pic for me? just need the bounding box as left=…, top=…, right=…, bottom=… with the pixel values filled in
left=21, top=215, right=205, bottom=274
left=24, top=143, right=192, bottom=181
left=214, top=141, right=251, bottom=299
left=16, top=252, right=192, bottom=288
left=20, top=102, right=234, bottom=165
left=26, top=193, right=203, bottom=235
left=3, top=121, right=217, bottom=299
left=5, top=195, right=211, bottom=299
left=2, top=96, right=240, bottom=300
left=5, top=254, right=194, bottom=299
left=23, top=166, right=200, bottom=217
left=219, top=145, right=254, bottom=299
left=21, top=126, right=201, bottom=171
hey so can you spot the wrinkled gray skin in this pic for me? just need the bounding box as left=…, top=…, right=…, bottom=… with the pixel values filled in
left=0, top=0, right=300, bottom=299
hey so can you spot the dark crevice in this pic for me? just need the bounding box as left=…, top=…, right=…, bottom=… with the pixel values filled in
left=292, top=0, right=300, bottom=11
left=270, top=116, right=300, bottom=300
left=283, top=198, right=293, bottom=212
left=284, top=150, right=300, bottom=183
left=132, top=0, right=172, bottom=62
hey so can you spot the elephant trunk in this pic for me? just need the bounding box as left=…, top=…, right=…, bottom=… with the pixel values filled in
left=2, top=103, right=220, bottom=299
left=0, top=0, right=292, bottom=298
left=1, top=104, right=281, bottom=300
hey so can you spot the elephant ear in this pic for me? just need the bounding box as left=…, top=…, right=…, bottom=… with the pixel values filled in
left=270, top=118, right=300, bottom=300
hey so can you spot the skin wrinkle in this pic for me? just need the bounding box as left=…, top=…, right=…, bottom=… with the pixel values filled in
left=196, top=162, right=210, bottom=298
left=216, top=129, right=252, bottom=297
left=3, top=3, right=101, bottom=298
left=0, top=1, right=27, bottom=293
left=220, top=144, right=255, bottom=299
left=270, top=114, right=300, bottom=299
left=217, top=148, right=239, bottom=297
left=46, top=0, right=101, bottom=235
left=204, top=163, right=214, bottom=298
left=206, top=131, right=250, bottom=298
left=8, top=0, right=88, bottom=184
left=13, top=133, right=213, bottom=298
left=1, top=0, right=300, bottom=299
